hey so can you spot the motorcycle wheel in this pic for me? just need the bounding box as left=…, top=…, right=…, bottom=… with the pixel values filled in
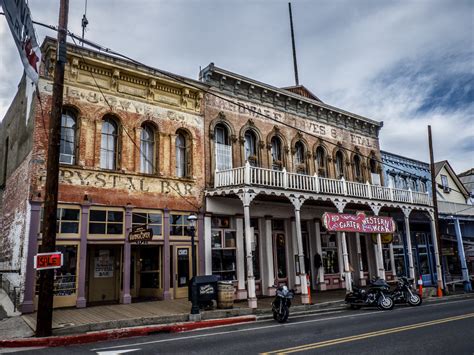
left=377, top=296, right=394, bottom=310
left=407, top=293, right=422, bottom=306
left=276, top=306, right=289, bottom=323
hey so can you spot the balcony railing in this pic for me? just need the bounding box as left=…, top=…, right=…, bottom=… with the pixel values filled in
left=214, top=162, right=431, bottom=206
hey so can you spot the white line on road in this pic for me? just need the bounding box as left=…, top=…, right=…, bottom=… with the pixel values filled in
left=91, top=298, right=474, bottom=352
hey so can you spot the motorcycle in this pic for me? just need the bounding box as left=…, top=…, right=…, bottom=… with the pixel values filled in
left=391, top=276, right=422, bottom=306
left=272, top=285, right=295, bottom=323
left=345, top=278, right=394, bottom=311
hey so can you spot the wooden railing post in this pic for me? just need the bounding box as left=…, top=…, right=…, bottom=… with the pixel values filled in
left=389, top=185, right=394, bottom=201
left=409, top=188, right=414, bottom=204
left=314, top=173, right=319, bottom=193
left=341, top=177, right=347, bottom=196
left=282, top=167, right=288, bottom=189
left=366, top=181, right=372, bottom=199
left=214, top=169, right=219, bottom=188
left=244, top=161, right=251, bottom=185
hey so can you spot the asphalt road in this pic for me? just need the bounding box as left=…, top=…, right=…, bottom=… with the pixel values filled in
left=13, top=296, right=474, bottom=354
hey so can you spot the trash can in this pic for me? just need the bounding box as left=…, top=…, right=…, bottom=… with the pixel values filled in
left=189, top=275, right=218, bottom=309
left=217, top=281, right=234, bottom=309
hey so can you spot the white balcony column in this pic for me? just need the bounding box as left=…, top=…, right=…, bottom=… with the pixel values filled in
left=314, top=220, right=326, bottom=291
left=238, top=190, right=258, bottom=308
left=263, top=216, right=275, bottom=296
left=290, top=218, right=300, bottom=289
left=235, top=216, right=246, bottom=299
left=282, top=168, right=288, bottom=189
left=204, top=214, right=213, bottom=275
left=337, top=232, right=345, bottom=281
left=314, top=173, right=320, bottom=193
left=289, top=196, right=310, bottom=304
left=355, top=232, right=366, bottom=286
left=403, top=209, right=415, bottom=285
left=369, top=205, right=385, bottom=280
left=454, top=218, right=472, bottom=292
left=340, top=231, right=352, bottom=292
left=244, top=161, right=251, bottom=185
left=428, top=212, right=444, bottom=292
left=366, top=181, right=372, bottom=199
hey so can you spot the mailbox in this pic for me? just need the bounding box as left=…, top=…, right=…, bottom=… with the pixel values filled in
left=189, top=275, right=219, bottom=309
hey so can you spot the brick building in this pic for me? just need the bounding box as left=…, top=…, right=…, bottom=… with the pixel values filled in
left=0, top=38, right=206, bottom=312
left=199, top=64, right=440, bottom=307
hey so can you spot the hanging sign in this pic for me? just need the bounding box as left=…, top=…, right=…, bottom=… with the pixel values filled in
left=371, top=234, right=394, bottom=245
left=322, top=212, right=395, bottom=234
left=34, top=252, right=63, bottom=270
left=2, top=0, right=42, bottom=83
left=128, top=225, right=153, bottom=244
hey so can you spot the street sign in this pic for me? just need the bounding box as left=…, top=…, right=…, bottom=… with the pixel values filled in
left=34, top=252, right=63, bottom=270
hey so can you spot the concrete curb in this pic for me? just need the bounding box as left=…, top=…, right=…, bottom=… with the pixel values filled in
left=0, top=315, right=256, bottom=348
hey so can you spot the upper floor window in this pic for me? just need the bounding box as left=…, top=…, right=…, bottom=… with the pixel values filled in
left=40, top=206, right=80, bottom=235
left=170, top=213, right=191, bottom=237
left=335, top=150, right=344, bottom=179
left=294, top=141, right=306, bottom=173
left=271, top=136, right=283, bottom=170
left=176, top=130, right=192, bottom=178
left=419, top=180, right=427, bottom=193
left=370, top=158, right=381, bottom=185
left=244, top=130, right=258, bottom=166
left=441, top=174, right=450, bottom=192
left=60, top=110, right=77, bottom=165
left=353, top=155, right=363, bottom=182
left=315, top=146, right=328, bottom=178
left=100, top=117, right=119, bottom=170
left=140, top=124, right=155, bottom=174
left=215, top=124, right=232, bottom=170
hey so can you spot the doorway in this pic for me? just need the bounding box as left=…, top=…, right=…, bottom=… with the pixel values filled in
left=131, top=245, right=162, bottom=300
left=87, top=246, right=121, bottom=304
left=173, top=246, right=192, bottom=299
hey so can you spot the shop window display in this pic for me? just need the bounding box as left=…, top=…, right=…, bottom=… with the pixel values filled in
left=40, top=206, right=80, bottom=235
left=133, top=211, right=162, bottom=236
left=321, top=233, right=339, bottom=274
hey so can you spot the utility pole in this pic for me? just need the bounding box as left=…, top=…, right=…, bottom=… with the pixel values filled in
left=428, top=125, right=444, bottom=297
left=36, top=0, right=69, bottom=337
left=288, top=2, right=299, bottom=86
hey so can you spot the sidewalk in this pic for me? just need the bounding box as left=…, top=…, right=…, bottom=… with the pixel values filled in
left=17, top=289, right=346, bottom=336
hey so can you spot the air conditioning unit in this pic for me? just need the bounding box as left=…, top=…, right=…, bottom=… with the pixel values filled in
left=59, top=154, right=74, bottom=165
left=443, top=186, right=451, bottom=193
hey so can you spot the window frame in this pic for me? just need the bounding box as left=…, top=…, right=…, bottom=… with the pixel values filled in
left=169, top=212, right=192, bottom=238
left=315, top=146, right=328, bottom=177
left=244, top=130, right=258, bottom=166
left=88, top=207, right=125, bottom=238
left=140, top=124, right=156, bottom=174
left=132, top=209, right=163, bottom=239
left=39, top=205, right=81, bottom=238
left=59, top=110, right=78, bottom=165
left=100, top=116, right=120, bottom=170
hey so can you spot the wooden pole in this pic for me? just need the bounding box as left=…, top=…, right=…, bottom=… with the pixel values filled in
left=428, top=125, right=444, bottom=297
left=36, top=0, right=69, bottom=337
left=288, top=2, right=299, bottom=86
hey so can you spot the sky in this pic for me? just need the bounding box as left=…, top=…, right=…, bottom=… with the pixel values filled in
left=0, top=0, right=473, bottom=173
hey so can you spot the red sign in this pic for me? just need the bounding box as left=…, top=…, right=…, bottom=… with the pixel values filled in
left=34, top=252, right=63, bottom=270
left=322, top=212, right=395, bottom=234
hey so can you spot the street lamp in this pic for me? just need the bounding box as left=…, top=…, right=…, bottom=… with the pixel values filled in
left=188, top=213, right=199, bottom=316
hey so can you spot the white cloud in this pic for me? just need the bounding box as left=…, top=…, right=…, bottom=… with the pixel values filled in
left=0, top=0, right=472, bottom=173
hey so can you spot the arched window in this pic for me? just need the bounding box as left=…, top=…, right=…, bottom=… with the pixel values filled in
left=140, top=124, right=155, bottom=174
left=215, top=123, right=232, bottom=170
left=370, top=158, right=377, bottom=174
left=335, top=151, right=344, bottom=179
left=244, top=130, right=258, bottom=166
left=369, top=157, right=381, bottom=185
left=59, top=110, right=77, bottom=165
left=271, top=136, right=283, bottom=170
left=353, top=155, right=363, bottom=182
left=294, top=141, right=306, bottom=174
left=176, top=133, right=187, bottom=177
left=100, top=117, right=119, bottom=170
left=315, top=146, right=327, bottom=177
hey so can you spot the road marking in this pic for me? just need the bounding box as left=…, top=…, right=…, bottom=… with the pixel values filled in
left=262, top=312, right=474, bottom=354
left=91, top=298, right=474, bottom=352
left=96, top=349, right=140, bottom=355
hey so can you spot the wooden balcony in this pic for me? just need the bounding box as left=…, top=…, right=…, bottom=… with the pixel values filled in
left=214, top=162, right=431, bottom=206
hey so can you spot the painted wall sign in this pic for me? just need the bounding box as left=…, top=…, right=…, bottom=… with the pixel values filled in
left=208, top=96, right=378, bottom=148
left=129, top=225, right=153, bottom=243
left=322, top=212, right=395, bottom=234
left=34, top=252, right=63, bottom=270
left=38, top=168, right=195, bottom=196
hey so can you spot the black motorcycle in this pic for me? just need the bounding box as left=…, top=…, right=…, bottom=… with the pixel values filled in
left=345, top=278, right=394, bottom=311
left=391, top=277, right=422, bottom=306
left=272, top=285, right=295, bottom=323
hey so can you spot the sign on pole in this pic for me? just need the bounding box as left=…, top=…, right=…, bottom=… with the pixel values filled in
left=1, top=0, right=42, bottom=83
left=34, top=252, right=63, bottom=270
left=322, top=212, right=396, bottom=234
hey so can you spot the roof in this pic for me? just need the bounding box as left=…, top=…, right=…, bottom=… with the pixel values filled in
left=435, top=160, right=470, bottom=197
left=459, top=168, right=474, bottom=178
left=280, top=85, right=322, bottom=102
